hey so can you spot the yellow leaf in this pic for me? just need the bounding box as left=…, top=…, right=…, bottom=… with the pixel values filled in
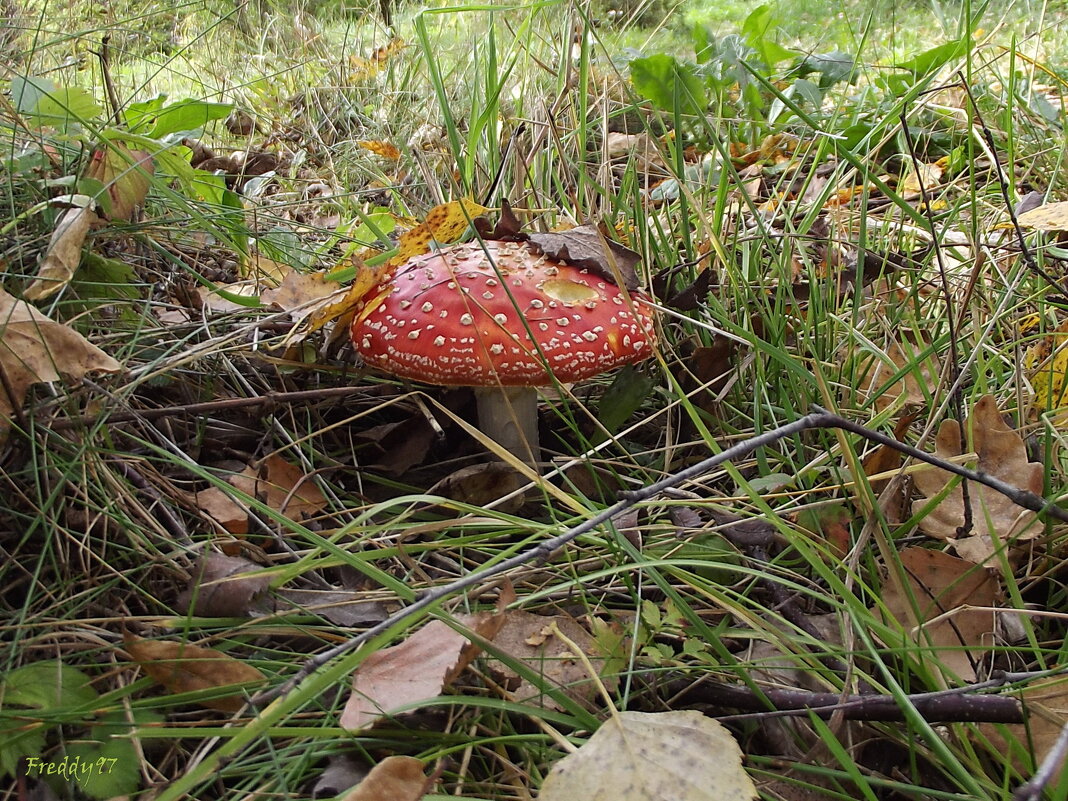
left=358, top=140, right=401, bottom=160
left=1017, top=200, right=1068, bottom=231
left=1025, top=318, right=1068, bottom=412
left=389, top=198, right=488, bottom=267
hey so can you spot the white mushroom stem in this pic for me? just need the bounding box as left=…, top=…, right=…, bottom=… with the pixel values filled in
left=474, top=386, right=540, bottom=467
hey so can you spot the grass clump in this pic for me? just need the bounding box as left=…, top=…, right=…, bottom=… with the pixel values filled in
left=4, top=0, right=1068, bottom=799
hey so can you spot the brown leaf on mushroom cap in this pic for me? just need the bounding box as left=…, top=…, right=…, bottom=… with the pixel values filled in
left=527, top=225, right=642, bottom=290
left=912, top=395, right=1044, bottom=565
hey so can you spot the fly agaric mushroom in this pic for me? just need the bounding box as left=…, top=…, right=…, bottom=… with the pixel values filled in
left=351, top=239, right=656, bottom=465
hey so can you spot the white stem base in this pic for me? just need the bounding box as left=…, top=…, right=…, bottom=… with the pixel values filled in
left=474, top=386, right=540, bottom=467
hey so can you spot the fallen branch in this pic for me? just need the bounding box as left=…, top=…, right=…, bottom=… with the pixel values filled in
left=252, top=407, right=1068, bottom=705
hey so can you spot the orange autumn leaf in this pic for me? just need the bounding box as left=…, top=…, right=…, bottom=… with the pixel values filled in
left=123, top=633, right=265, bottom=712
left=388, top=198, right=488, bottom=267
left=339, top=756, right=430, bottom=801
left=358, top=140, right=401, bottom=160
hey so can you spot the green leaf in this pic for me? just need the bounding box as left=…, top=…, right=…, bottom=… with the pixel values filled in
left=795, top=50, right=855, bottom=87
left=2, top=662, right=97, bottom=710
left=0, top=723, right=47, bottom=778
left=147, top=99, right=234, bottom=139
left=895, top=37, right=971, bottom=76
left=123, top=95, right=168, bottom=134
left=742, top=4, right=795, bottom=66
left=629, top=54, right=707, bottom=117
left=62, top=711, right=160, bottom=800
left=595, top=365, right=654, bottom=440
left=10, top=77, right=103, bottom=128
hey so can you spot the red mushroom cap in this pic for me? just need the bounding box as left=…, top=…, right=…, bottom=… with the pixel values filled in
left=352, top=240, right=656, bottom=386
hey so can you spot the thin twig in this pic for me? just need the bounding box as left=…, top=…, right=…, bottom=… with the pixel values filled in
left=252, top=407, right=1068, bottom=705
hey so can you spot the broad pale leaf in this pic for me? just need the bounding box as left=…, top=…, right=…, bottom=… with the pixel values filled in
left=339, top=756, right=428, bottom=801
left=539, top=710, right=757, bottom=801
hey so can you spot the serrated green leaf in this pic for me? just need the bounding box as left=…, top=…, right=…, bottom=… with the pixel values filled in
left=0, top=722, right=47, bottom=777
left=2, top=662, right=97, bottom=710
left=62, top=710, right=160, bottom=799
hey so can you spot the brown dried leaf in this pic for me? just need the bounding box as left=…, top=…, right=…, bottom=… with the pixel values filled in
left=980, top=676, right=1068, bottom=786
left=275, top=589, right=389, bottom=627
left=0, top=287, right=122, bottom=427
left=233, top=454, right=327, bottom=523
left=428, top=462, right=525, bottom=511
left=340, top=613, right=502, bottom=731
left=195, top=486, right=249, bottom=536
left=175, top=554, right=269, bottom=617
left=539, top=710, right=757, bottom=801
left=1016, top=200, right=1068, bottom=231
left=338, top=756, right=429, bottom=801
left=858, top=340, right=940, bottom=412
left=484, top=610, right=609, bottom=711
left=260, top=270, right=342, bottom=323
left=527, top=225, right=641, bottom=290
left=24, top=204, right=98, bottom=301
left=123, top=633, right=266, bottom=712
left=879, top=547, right=997, bottom=681
left=912, top=396, right=1044, bottom=565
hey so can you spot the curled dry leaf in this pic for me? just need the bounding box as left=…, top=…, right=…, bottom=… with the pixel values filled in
left=340, top=613, right=502, bottom=731
left=175, top=553, right=270, bottom=618
left=24, top=202, right=99, bottom=301
left=338, top=756, right=429, bottom=801
left=195, top=486, right=249, bottom=536
left=484, top=611, right=612, bottom=711
left=879, top=547, right=996, bottom=681
left=123, top=633, right=266, bottom=712
left=912, top=395, right=1043, bottom=565
left=539, top=710, right=757, bottom=801
left=0, top=287, right=122, bottom=427
left=389, top=198, right=488, bottom=267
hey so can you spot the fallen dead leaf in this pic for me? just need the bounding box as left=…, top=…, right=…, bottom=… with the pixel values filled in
left=24, top=202, right=99, bottom=301
left=195, top=486, right=249, bottom=536
left=175, top=553, right=270, bottom=618
left=484, top=611, right=611, bottom=711
left=980, top=675, right=1068, bottom=786
left=338, top=756, right=429, bottom=801
left=275, top=588, right=389, bottom=627
left=123, top=633, right=266, bottom=712
left=858, top=339, right=941, bottom=412
left=340, top=613, right=502, bottom=731
left=912, top=395, right=1044, bottom=565
left=539, top=710, right=757, bottom=801
left=229, top=454, right=328, bottom=523
left=879, top=547, right=997, bottom=681
left=260, top=270, right=342, bottom=323
left=1016, top=200, right=1068, bottom=231
left=0, top=286, right=122, bottom=427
